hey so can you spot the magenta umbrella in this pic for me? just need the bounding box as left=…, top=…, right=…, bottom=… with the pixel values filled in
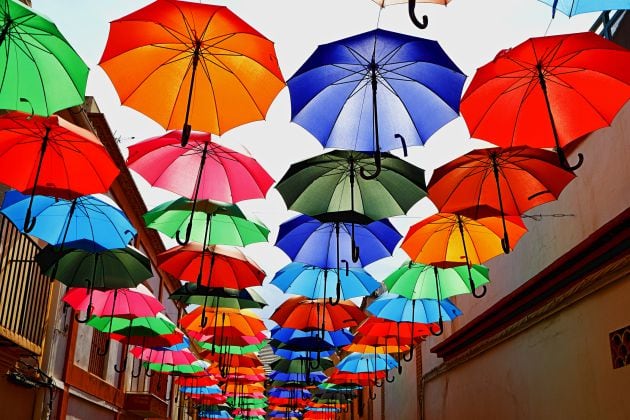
left=130, top=346, right=200, bottom=379
left=63, top=287, right=164, bottom=321
left=126, top=130, right=274, bottom=243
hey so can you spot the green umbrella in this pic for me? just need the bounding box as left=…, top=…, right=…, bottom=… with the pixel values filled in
left=228, top=397, right=267, bottom=408
left=0, top=0, right=89, bottom=115
left=275, top=150, right=426, bottom=221
left=144, top=198, right=269, bottom=246
left=169, top=284, right=267, bottom=309
left=143, top=362, right=205, bottom=374
left=384, top=261, right=490, bottom=300
left=87, top=315, right=176, bottom=356
left=195, top=341, right=265, bottom=355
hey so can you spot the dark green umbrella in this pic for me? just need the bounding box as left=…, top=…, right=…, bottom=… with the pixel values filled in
left=0, top=0, right=89, bottom=115
left=194, top=341, right=265, bottom=355
left=169, top=284, right=267, bottom=309
left=271, top=358, right=334, bottom=373
left=144, top=198, right=269, bottom=246
left=36, top=245, right=153, bottom=322
left=384, top=261, right=490, bottom=300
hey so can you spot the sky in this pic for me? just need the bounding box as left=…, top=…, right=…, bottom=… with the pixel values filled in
left=30, top=0, right=597, bottom=322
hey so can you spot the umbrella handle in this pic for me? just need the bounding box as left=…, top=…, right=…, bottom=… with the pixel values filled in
left=96, top=340, right=110, bottom=357
left=23, top=206, right=37, bottom=233
left=374, top=378, right=384, bottom=388
left=395, top=134, right=408, bottom=157
left=341, top=259, right=350, bottom=276
left=408, top=0, right=428, bottom=29
left=558, top=149, right=584, bottom=171
left=369, top=388, right=378, bottom=400
left=145, top=365, right=154, bottom=377
left=402, top=346, right=414, bottom=362
left=359, top=149, right=382, bottom=180
left=309, top=352, right=321, bottom=370
left=327, top=280, right=341, bottom=306
left=114, top=356, right=128, bottom=373
left=132, top=357, right=142, bottom=378
left=351, top=239, right=360, bottom=263
left=175, top=221, right=193, bottom=245
left=74, top=282, right=94, bottom=323
left=468, top=262, right=487, bottom=298
left=385, top=368, right=396, bottom=383
left=398, top=362, right=403, bottom=374
left=431, top=318, right=444, bottom=337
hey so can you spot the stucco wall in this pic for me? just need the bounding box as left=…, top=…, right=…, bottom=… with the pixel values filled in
left=423, top=275, right=630, bottom=420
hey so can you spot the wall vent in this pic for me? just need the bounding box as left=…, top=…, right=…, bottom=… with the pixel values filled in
left=609, top=325, right=630, bottom=369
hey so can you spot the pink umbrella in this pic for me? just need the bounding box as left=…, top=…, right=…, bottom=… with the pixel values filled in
left=233, top=408, right=266, bottom=416
left=63, top=287, right=164, bottom=321
left=126, top=131, right=274, bottom=244
left=130, top=347, right=199, bottom=365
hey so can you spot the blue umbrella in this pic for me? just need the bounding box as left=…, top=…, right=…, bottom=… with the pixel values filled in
left=287, top=28, right=465, bottom=178
left=268, top=388, right=312, bottom=399
left=269, top=371, right=328, bottom=384
left=271, top=327, right=354, bottom=350
left=270, top=262, right=379, bottom=300
left=179, top=385, right=222, bottom=395
left=0, top=190, right=135, bottom=251
left=199, top=410, right=233, bottom=419
left=276, top=214, right=400, bottom=304
left=538, top=0, right=630, bottom=18
left=367, top=293, right=462, bottom=338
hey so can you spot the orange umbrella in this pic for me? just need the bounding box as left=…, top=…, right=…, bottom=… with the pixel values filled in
left=344, top=342, right=410, bottom=354
left=401, top=209, right=527, bottom=297
left=99, top=0, right=285, bottom=145
left=180, top=307, right=266, bottom=336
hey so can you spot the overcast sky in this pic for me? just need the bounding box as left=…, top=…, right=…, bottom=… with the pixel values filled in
left=31, top=0, right=596, bottom=321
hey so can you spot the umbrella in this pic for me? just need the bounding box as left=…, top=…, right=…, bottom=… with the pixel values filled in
left=195, top=341, right=265, bottom=355
left=87, top=315, right=176, bottom=356
left=0, top=0, right=89, bottom=115
left=1, top=191, right=136, bottom=252
left=36, top=245, right=153, bottom=321
left=287, top=28, right=465, bottom=176
left=336, top=352, right=398, bottom=389
left=0, top=112, right=119, bottom=232
left=384, top=261, right=490, bottom=300
left=271, top=358, right=334, bottom=373
left=538, top=0, right=630, bottom=18
left=158, top=243, right=264, bottom=288
left=401, top=210, right=527, bottom=296
left=169, top=284, right=267, bottom=309
left=275, top=150, right=427, bottom=221
left=373, top=1, right=452, bottom=29
left=427, top=146, right=576, bottom=252
left=270, top=262, right=379, bottom=300
left=127, top=130, right=273, bottom=244
left=271, top=327, right=354, bottom=350
left=367, top=293, right=462, bottom=336
left=144, top=198, right=269, bottom=246
left=99, top=0, right=284, bottom=146
left=181, top=307, right=266, bottom=339
left=275, top=214, right=400, bottom=303
left=461, top=32, right=630, bottom=170
left=63, top=287, right=164, bottom=320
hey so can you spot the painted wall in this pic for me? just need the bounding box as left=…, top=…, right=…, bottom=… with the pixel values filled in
left=423, top=276, right=630, bottom=420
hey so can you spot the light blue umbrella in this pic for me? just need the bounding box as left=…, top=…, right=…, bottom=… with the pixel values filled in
left=179, top=385, right=222, bottom=395
left=269, top=371, right=327, bottom=384
left=1, top=190, right=135, bottom=251
left=271, top=327, right=354, bottom=349
left=336, top=352, right=398, bottom=374
left=270, top=262, right=380, bottom=300
left=538, top=0, right=630, bottom=17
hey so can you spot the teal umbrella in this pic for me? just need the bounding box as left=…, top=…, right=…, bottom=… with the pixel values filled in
left=0, top=0, right=89, bottom=115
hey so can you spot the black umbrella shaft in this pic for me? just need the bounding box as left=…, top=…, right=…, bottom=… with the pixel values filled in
left=25, top=127, right=51, bottom=218
left=491, top=154, right=510, bottom=248
left=192, top=140, right=209, bottom=205
left=58, top=198, right=78, bottom=251
left=537, top=66, right=562, bottom=153
left=370, top=62, right=380, bottom=154
left=183, top=41, right=202, bottom=133
left=0, top=17, right=12, bottom=46
left=456, top=215, right=475, bottom=280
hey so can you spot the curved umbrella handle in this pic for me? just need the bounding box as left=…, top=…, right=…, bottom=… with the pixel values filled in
left=131, top=358, right=142, bottom=378
left=114, top=356, right=128, bottom=373
left=501, top=234, right=511, bottom=254
left=472, top=284, right=487, bottom=299
left=398, top=363, right=403, bottom=375
left=385, top=368, right=396, bottom=383
left=360, top=149, right=382, bottom=180
left=395, top=134, right=408, bottom=157
left=145, top=366, right=154, bottom=377
left=374, top=377, right=384, bottom=388
left=558, top=148, right=584, bottom=171
left=408, top=0, right=428, bottom=29
left=431, top=317, right=444, bottom=337
left=327, top=279, right=341, bottom=306
left=309, top=352, right=321, bottom=370
left=96, top=340, right=110, bottom=357
left=351, top=239, right=360, bottom=263
left=74, top=282, right=94, bottom=323
left=23, top=206, right=37, bottom=233
left=341, top=259, right=350, bottom=276
left=369, top=388, right=378, bottom=400
left=402, top=346, right=414, bottom=362
left=175, top=221, right=193, bottom=245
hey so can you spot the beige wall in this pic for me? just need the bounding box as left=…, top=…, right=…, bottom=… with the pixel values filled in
left=423, top=275, right=630, bottom=420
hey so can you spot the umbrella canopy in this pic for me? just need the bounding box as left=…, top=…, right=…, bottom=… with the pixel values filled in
left=270, top=262, right=379, bottom=300
left=538, top=0, right=630, bottom=17
left=63, top=287, right=164, bottom=319
left=461, top=32, right=630, bottom=170
left=127, top=131, right=273, bottom=203
left=269, top=371, right=327, bottom=384
left=356, top=317, right=434, bottom=341
left=169, top=284, right=267, bottom=309
left=276, top=214, right=401, bottom=268
left=427, top=146, right=576, bottom=252
left=158, top=244, right=265, bottom=289
left=145, top=362, right=207, bottom=374
left=275, top=150, right=426, bottom=220
left=131, top=347, right=199, bottom=365
left=181, top=307, right=266, bottom=337
left=287, top=28, right=465, bottom=174
left=384, top=261, right=490, bottom=300
left=99, top=0, right=284, bottom=144
left=0, top=0, right=89, bottom=115
left=1, top=191, right=135, bottom=251
left=344, top=342, right=410, bottom=354
left=271, top=297, right=366, bottom=331
left=271, top=358, right=334, bottom=373
left=401, top=210, right=527, bottom=267
left=195, top=341, right=265, bottom=355
left=144, top=198, right=269, bottom=246
left=336, top=352, right=398, bottom=373
left=0, top=112, right=119, bottom=232
left=110, top=330, right=184, bottom=348
left=88, top=315, right=176, bottom=337
left=36, top=245, right=152, bottom=289
left=271, top=327, right=354, bottom=350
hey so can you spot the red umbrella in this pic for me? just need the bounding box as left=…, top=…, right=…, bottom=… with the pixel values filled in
left=175, top=375, right=219, bottom=387
left=158, top=244, right=264, bottom=289
left=427, top=146, right=576, bottom=252
left=110, top=331, right=184, bottom=348
left=63, top=287, right=164, bottom=320
left=127, top=131, right=273, bottom=243
left=0, top=112, right=119, bottom=232
left=461, top=32, right=630, bottom=170
left=270, top=297, right=366, bottom=332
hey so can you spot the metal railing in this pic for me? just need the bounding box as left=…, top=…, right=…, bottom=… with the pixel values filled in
left=0, top=215, right=51, bottom=353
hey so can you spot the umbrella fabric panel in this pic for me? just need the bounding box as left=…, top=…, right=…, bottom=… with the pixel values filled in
left=367, top=294, right=462, bottom=323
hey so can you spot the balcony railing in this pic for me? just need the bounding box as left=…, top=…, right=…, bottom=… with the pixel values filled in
left=591, top=10, right=626, bottom=39
left=0, top=215, right=51, bottom=354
